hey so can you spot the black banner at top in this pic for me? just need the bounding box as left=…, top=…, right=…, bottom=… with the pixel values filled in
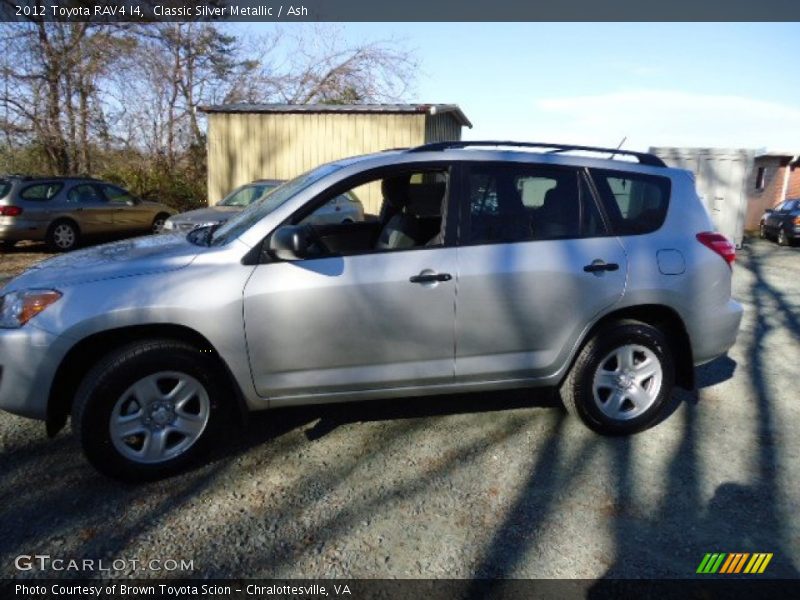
left=1, top=0, right=800, bottom=22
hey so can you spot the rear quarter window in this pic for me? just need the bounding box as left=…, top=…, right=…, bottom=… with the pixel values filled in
left=0, top=179, right=11, bottom=198
left=20, top=182, right=64, bottom=201
left=590, top=169, right=671, bottom=235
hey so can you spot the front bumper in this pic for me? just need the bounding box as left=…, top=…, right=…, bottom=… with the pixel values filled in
left=162, top=220, right=213, bottom=234
left=0, top=325, right=70, bottom=420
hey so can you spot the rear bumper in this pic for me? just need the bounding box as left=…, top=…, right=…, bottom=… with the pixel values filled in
left=0, top=220, right=46, bottom=242
left=688, top=298, right=744, bottom=365
left=0, top=325, right=70, bottom=420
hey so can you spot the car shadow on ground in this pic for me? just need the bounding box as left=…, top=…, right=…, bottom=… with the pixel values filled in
left=264, top=387, right=560, bottom=443
left=0, top=386, right=559, bottom=579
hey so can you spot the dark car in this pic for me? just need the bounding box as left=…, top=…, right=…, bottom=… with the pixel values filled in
left=0, top=176, right=175, bottom=252
left=759, top=198, right=800, bottom=246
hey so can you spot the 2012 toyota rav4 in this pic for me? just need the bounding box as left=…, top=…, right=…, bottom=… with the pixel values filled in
left=0, top=141, right=743, bottom=481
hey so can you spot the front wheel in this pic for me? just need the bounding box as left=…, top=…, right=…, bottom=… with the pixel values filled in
left=560, top=321, right=675, bottom=435
left=72, top=339, right=230, bottom=481
left=759, top=222, right=766, bottom=239
left=778, top=228, right=790, bottom=246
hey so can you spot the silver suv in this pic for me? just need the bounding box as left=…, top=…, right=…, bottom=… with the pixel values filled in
left=0, top=142, right=743, bottom=481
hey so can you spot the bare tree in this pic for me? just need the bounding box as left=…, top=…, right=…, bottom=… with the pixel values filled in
left=264, top=25, right=417, bottom=105
left=0, top=20, right=130, bottom=174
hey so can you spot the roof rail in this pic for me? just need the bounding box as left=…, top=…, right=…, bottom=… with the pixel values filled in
left=407, top=140, right=667, bottom=167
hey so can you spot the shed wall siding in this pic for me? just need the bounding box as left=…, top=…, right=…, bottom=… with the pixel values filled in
left=207, top=113, right=426, bottom=212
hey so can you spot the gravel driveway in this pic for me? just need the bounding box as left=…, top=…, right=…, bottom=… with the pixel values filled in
left=0, top=242, right=54, bottom=287
left=1, top=238, right=798, bottom=580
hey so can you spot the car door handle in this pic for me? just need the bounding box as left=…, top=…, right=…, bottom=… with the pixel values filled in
left=583, top=261, right=619, bottom=273
left=409, top=272, right=452, bottom=284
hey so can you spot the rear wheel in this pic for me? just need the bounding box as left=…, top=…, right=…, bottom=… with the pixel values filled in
left=560, top=321, right=675, bottom=435
left=46, top=220, right=79, bottom=252
left=72, top=339, right=230, bottom=481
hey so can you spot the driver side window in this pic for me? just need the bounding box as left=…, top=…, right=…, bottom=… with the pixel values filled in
left=291, top=167, right=451, bottom=259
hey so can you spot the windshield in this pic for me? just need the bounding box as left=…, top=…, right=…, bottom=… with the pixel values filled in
left=210, top=163, right=343, bottom=246
left=218, top=182, right=278, bottom=207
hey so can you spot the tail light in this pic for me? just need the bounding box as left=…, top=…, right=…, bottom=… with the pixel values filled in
left=794, top=216, right=800, bottom=226
left=0, top=206, right=22, bottom=217
left=697, top=231, right=735, bottom=266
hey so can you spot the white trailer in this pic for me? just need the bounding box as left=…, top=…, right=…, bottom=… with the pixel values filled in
left=649, top=147, right=756, bottom=248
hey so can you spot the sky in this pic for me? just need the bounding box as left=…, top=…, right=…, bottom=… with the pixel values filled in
left=237, top=23, right=800, bottom=153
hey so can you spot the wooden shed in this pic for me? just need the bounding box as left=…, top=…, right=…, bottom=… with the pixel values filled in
left=200, top=103, right=472, bottom=213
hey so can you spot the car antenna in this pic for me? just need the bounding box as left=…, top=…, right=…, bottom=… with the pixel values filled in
left=609, top=136, right=627, bottom=160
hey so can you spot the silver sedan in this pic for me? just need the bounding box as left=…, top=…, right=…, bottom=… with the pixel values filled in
left=162, top=179, right=364, bottom=233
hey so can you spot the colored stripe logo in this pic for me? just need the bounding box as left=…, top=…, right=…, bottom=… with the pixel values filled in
left=697, top=553, right=773, bottom=574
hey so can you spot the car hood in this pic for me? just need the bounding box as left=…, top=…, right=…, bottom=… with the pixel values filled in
left=170, top=206, right=242, bottom=224
left=2, top=234, right=202, bottom=293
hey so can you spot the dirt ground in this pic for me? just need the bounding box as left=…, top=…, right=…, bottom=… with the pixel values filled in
left=0, top=241, right=54, bottom=284
left=0, top=237, right=799, bottom=580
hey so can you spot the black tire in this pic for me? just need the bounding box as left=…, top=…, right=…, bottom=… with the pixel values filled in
left=0, top=240, right=16, bottom=250
left=71, top=339, right=231, bottom=481
left=560, top=320, right=675, bottom=435
left=46, top=219, right=80, bottom=252
left=152, top=213, right=170, bottom=234
left=778, top=228, right=790, bottom=246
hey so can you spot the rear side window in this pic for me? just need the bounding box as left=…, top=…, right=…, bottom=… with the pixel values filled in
left=20, top=183, right=63, bottom=201
left=67, top=184, right=103, bottom=204
left=464, top=164, right=605, bottom=244
left=590, top=169, right=670, bottom=235
left=0, top=179, right=11, bottom=198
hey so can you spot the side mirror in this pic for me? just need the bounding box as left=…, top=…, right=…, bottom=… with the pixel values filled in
left=269, top=225, right=309, bottom=261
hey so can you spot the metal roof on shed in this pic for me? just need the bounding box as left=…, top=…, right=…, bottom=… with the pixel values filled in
left=199, top=103, right=472, bottom=128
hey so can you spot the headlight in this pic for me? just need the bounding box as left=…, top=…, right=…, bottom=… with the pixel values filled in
left=162, top=219, right=175, bottom=231
left=0, top=289, right=62, bottom=328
